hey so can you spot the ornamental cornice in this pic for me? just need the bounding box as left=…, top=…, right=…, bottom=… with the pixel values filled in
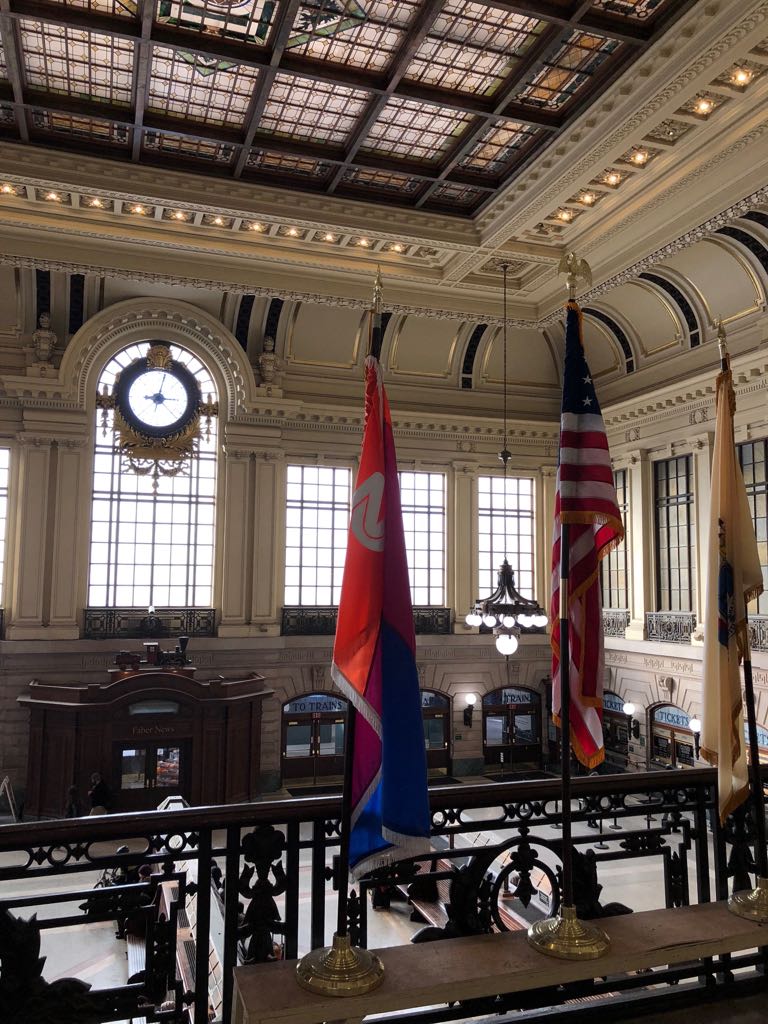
left=474, top=0, right=768, bottom=249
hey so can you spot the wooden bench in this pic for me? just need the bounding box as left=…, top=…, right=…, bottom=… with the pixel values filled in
left=233, top=902, right=767, bottom=1024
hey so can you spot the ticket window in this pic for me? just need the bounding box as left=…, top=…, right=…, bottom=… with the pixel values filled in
left=421, top=691, right=450, bottom=772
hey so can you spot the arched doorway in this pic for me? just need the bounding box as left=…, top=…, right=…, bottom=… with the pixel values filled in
left=281, top=693, right=347, bottom=785
left=421, top=690, right=450, bottom=774
left=603, top=691, right=629, bottom=769
left=482, top=686, right=542, bottom=771
left=649, top=704, right=695, bottom=768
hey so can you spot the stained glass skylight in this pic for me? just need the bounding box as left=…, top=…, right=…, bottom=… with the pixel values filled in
left=257, top=73, right=371, bottom=148
left=44, top=0, right=137, bottom=15
left=592, top=0, right=669, bottom=21
left=361, top=97, right=474, bottom=164
left=156, top=0, right=277, bottom=47
left=20, top=20, right=134, bottom=105
left=31, top=110, right=130, bottom=147
left=340, top=166, right=423, bottom=195
left=518, top=31, right=621, bottom=110
left=144, top=132, right=237, bottom=164
left=287, top=0, right=421, bottom=72
left=406, top=2, right=543, bottom=97
left=246, top=149, right=333, bottom=180
left=149, top=46, right=259, bottom=127
left=459, top=120, right=540, bottom=175
left=427, top=180, right=487, bottom=210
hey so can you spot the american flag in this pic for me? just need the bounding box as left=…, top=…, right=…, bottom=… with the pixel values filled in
left=551, top=302, right=624, bottom=769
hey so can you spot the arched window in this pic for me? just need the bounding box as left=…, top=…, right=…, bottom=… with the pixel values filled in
left=88, top=343, right=218, bottom=608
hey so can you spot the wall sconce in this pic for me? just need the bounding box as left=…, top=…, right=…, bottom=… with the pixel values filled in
left=623, top=700, right=641, bottom=739
left=689, top=716, right=701, bottom=759
left=463, top=693, right=477, bottom=728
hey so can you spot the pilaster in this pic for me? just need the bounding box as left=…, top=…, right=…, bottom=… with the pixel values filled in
left=451, top=460, right=478, bottom=633
left=251, top=451, right=284, bottom=634
left=48, top=438, right=88, bottom=636
left=218, top=445, right=254, bottom=631
left=538, top=466, right=557, bottom=612
left=691, top=431, right=715, bottom=641
left=625, top=449, right=653, bottom=641
left=6, top=434, right=52, bottom=638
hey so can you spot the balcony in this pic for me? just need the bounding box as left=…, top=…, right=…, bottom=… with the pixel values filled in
left=1, top=767, right=766, bottom=1024
left=602, top=608, right=630, bottom=637
left=645, top=611, right=697, bottom=644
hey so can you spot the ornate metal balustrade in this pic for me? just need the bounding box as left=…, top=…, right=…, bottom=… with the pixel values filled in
left=0, top=768, right=766, bottom=1024
left=645, top=611, right=697, bottom=643
left=281, top=606, right=451, bottom=636
left=601, top=608, right=629, bottom=637
left=83, top=607, right=216, bottom=640
left=749, top=615, right=768, bottom=652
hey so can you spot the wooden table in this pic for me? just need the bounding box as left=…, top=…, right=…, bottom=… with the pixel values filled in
left=233, top=902, right=767, bottom=1024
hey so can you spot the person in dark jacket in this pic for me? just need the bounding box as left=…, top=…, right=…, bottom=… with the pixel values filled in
left=88, top=772, right=112, bottom=815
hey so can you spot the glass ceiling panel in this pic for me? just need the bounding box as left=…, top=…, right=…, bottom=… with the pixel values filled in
left=156, top=0, right=276, bottom=47
left=31, top=110, right=130, bottom=146
left=20, top=19, right=134, bottom=105
left=517, top=31, right=620, bottom=110
left=458, top=119, right=540, bottom=175
left=149, top=46, right=259, bottom=126
left=361, top=96, right=474, bottom=164
left=427, top=180, right=486, bottom=209
left=144, top=131, right=237, bottom=164
left=340, top=166, right=422, bottom=195
left=42, top=0, right=137, bottom=14
left=287, top=1, right=421, bottom=73
left=591, top=0, right=670, bottom=20
left=406, top=2, right=543, bottom=97
left=257, top=73, right=371, bottom=147
left=246, top=149, right=333, bottom=179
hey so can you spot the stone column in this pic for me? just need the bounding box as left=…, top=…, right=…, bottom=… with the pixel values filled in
left=451, top=460, right=478, bottom=632
left=48, top=438, right=89, bottom=637
left=251, top=451, right=284, bottom=635
left=6, top=435, right=52, bottom=638
left=217, top=445, right=254, bottom=635
left=625, top=449, right=654, bottom=641
left=690, top=432, right=715, bottom=641
left=538, top=465, right=557, bottom=611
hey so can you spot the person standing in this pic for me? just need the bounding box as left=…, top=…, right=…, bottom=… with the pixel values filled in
left=88, top=772, right=112, bottom=815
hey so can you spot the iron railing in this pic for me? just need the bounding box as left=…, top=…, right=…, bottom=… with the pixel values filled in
left=0, top=767, right=766, bottom=1024
left=83, top=607, right=216, bottom=640
left=645, top=611, right=697, bottom=643
left=281, top=606, right=451, bottom=636
left=601, top=608, right=629, bottom=637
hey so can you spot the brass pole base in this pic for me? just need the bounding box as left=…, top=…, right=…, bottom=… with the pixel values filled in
left=728, top=876, right=768, bottom=923
left=296, top=932, right=385, bottom=997
left=527, top=904, right=611, bottom=960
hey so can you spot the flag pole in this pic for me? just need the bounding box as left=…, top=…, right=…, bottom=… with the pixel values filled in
left=528, top=253, right=610, bottom=960
left=716, top=320, right=768, bottom=922
left=296, top=273, right=387, bottom=995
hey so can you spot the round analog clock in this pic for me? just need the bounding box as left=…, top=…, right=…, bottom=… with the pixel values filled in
left=114, top=356, right=201, bottom=440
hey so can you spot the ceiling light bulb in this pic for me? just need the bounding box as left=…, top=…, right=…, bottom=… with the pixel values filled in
left=89, top=197, right=104, bottom=207
left=287, top=227, right=298, bottom=237
left=358, top=238, right=370, bottom=247
left=695, top=97, right=713, bottom=115
left=495, top=633, right=519, bottom=657
left=557, top=209, right=573, bottom=222
left=631, top=149, right=649, bottom=165
left=250, top=222, right=264, bottom=231
left=391, top=242, right=403, bottom=253
left=324, top=232, right=334, bottom=241
left=1, top=183, right=16, bottom=195
left=212, top=216, right=224, bottom=226
left=172, top=210, right=186, bottom=220
left=131, top=204, right=145, bottom=214
left=580, top=192, right=596, bottom=205
left=605, top=172, right=621, bottom=186
left=46, top=191, right=61, bottom=201
left=732, top=67, right=752, bottom=86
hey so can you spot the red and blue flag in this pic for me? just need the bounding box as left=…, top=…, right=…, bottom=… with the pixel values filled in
left=332, top=351, right=431, bottom=876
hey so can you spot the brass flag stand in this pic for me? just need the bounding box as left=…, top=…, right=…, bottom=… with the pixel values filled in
left=528, top=254, right=610, bottom=960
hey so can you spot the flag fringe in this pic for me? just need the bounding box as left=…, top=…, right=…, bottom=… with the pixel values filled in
left=331, top=660, right=382, bottom=737
left=552, top=713, right=605, bottom=770
left=350, top=836, right=433, bottom=881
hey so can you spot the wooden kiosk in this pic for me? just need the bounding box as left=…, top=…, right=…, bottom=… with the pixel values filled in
left=20, top=645, right=272, bottom=817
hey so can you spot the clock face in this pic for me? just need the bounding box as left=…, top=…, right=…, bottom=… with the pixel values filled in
left=114, top=353, right=201, bottom=440
left=127, top=369, right=192, bottom=431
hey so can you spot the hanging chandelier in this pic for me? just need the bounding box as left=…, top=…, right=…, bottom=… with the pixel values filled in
left=465, top=263, right=549, bottom=656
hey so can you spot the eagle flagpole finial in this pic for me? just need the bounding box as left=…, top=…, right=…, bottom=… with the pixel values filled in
left=373, top=265, right=383, bottom=316
left=558, top=251, right=592, bottom=301
left=714, top=316, right=729, bottom=365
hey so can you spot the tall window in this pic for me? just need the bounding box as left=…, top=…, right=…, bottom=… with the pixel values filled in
left=0, top=448, right=9, bottom=606
left=654, top=456, right=696, bottom=613
left=739, top=439, right=768, bottom=615
left=477, top=476, right=534, bottom=599
left=399, top=471, right=445, bottom=606
left=601, top=468, right=629, bottom=608
left=285, top=465, right=351, bottom=605
left=88, top=344, right=217, bottom=608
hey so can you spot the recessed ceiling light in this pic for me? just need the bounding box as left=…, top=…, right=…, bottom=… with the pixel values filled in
left=130, top=204, right=146, bottom=214
left=89, top=197, right=104, bottom=208
left=580, top=192, right=596, bottom=206
left=249, top=222, right=264, bottom=232
left=605, top=171, right=621, bottom=187
left=323, top=232, right=335, bottom=242
left=695, top=97, right=714, bottom=115
left=212, top=216, right=224, bottom=226
left=46, top=191, right=61, bottom=202
left=286, top=227, right=298, bottom=237
left=1, top=183, right=16, bottom=195
left=390, top=242, right=404, bottom=253
left=557, top=209, right=574, bottom=222
left=631, top=149, right=649, bottom=166
left=358, top=238, right=370, bottom=247
left=172, top=210, right=187, bottom=220
left=731, top=67, right=753, bottom=86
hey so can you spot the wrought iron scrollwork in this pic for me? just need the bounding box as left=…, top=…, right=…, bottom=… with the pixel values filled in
left=237, top=825, right=287, bottom=963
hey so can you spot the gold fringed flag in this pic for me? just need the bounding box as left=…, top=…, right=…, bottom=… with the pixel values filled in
left=701, top=356, right=763, bottom=823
